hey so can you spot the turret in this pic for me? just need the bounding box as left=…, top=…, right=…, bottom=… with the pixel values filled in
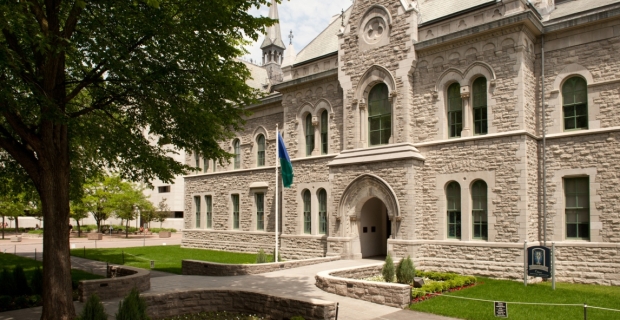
left=260, top=0, right=286, bottom=83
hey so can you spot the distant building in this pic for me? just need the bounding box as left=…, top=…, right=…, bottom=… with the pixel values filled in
left=182, top=0, right=620, bottom=285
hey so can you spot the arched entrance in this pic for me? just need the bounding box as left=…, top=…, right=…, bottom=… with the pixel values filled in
left=336, top=174, right=400, bottom=259
left=360, top=198, right=391, bottom=257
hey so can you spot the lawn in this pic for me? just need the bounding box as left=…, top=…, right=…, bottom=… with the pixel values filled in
left=410, top=277, right=620, bottom=320
left=0, top=253, right=102, bottom=282
left=70, top=245, right=266, bottom=274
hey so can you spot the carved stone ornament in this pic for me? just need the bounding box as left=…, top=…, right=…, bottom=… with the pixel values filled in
left=352, top=98, right=359, bottom=105
left=395, top=216, right=403, bottom=222
left=364, top=17, right=387, bottom=45
left=336, top=216, right=342, bottom=222
left=349, top=215, right=358, bottom=222
left=312, top=116, right=319, bottom=126
left=431, top=90, right=439, bottom=99
left=489, top=79, right=497, bottom=87
left=460, top=85, right=470, bottom=99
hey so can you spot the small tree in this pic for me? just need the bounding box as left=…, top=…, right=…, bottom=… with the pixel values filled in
left=396, top=255, right=416, bottom=285
left=115, top=288, right=150, bottom=320
left=0, top=194, right=26, bottom=236
left=70, top=201, right=90, bottom=237
left=79, top=294, right=108, bottom=320
left=12, top=265, right=30, bottom=296
left=256, top=249, right=267, bottom=264
left=109, top=180, right=152, bottom=238
left=30, top=267, right=44, bottom=296
left=154, top=198, right=171, bottom=228
left=382, top=253, right=395, bottom=283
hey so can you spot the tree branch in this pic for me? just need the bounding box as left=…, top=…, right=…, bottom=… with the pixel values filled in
left=2, top=111, right=42, bottom=152
left=1, top=29, right=41, bottom=92
left=26, top=0, right=49, bottom=35
left=63, top=0, right=83, bottom=39
left=0, top=125, right=40, bottom=187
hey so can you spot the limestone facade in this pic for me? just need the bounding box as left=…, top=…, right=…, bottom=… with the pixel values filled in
left=183, top=0, right=620, bottom=284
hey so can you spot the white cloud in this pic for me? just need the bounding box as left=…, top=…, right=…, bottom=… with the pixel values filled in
left=243, top=0, right=353, bottom=64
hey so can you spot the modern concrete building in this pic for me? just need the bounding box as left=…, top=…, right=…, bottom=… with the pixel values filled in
left=182, top=0, right=620, bottom=285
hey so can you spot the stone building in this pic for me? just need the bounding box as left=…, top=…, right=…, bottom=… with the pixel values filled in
left=183, top=0, right=620, bottom=284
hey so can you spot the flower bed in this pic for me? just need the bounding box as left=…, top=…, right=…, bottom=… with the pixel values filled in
left=411, top=271, right=476, bottom=303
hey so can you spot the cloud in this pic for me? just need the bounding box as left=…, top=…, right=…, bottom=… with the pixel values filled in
left=243, top=0, right=352, bottom=64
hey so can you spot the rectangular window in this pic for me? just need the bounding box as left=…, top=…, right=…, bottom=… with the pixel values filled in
left=194, top=196, right=201, bottom=229
left=213, top=160, right=217, bottom=172
left=447, top=211, right=461, bottom=239
left=194, top=153, right=200, bottom=170
left=204, top=158, right=209, bottom=173
left=158, top=186, right=170, bottom=193
left=319, top=190, right=327, bottom=234
left=205, top=196, right=212, bottom=229
left=256, top=193, right=264, bottom=231
left=565, top=177, right=589, bottom=239
left=232, top=194, right=239, bottom=230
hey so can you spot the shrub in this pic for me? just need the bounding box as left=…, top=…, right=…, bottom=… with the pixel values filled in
left=115, top=288, right=149, bottom=320
left=12, top=265, right=30, bottom=296
left=381, top=254, right=395, bottom=283
left=0, top=295, right=12, bottom=310
left=30, top=267, right=43, bottom=296
left=255, top=249, right=267, bottom=264
left=396, top=255, right=415, bottom=285
left=0, top=269, right=14, bottom=296
left=79, top=294, right=108, bottom=320
left=290, top=316, right=305, bottom=320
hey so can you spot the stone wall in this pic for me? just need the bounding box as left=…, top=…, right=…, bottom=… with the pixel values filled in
left=182, top=256, right=340, bottom=276
left=78, top=265, right=150, bottom=302
left=315, top=264, right=411, bottom=309
left=554, top=244, right=620, bottom=285
left=143, top=289, right=337, bottom=320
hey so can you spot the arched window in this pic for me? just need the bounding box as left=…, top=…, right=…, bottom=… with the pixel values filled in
left=305, top=114, right=314, bottom=156
left=204, top=158, right=209, bottom=173
left=471, top=180, right=488, bottom=240
left=233, top=139, right=241, bottom=169
left=194, top=152, right=200, bottom=171
left=446, top=182, right=461, bottom=239
left=447, top=83, right=462, bottom=138
left=368, top=83, right=391, bottom=146
left=303, top=190, right=311, bottom=234
left=318, top=189, right=327, bottom=234
left=472, top=77, right=487, bottom=135
left=213, top=159, right=217, bottom=172
left=321, top=110, right=328, bottom=155
left=562, top=77, right=588, bottom=130
left=257, top=134, right=265, bottom=167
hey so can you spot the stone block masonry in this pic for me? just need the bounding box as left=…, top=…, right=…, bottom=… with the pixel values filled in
left=182, top=256, right=340, bottom=276
left=78, top=265, right=150, bottom=302
left=315, top=264, right=411, bottom=309
left=143, top=289, right=337, bottom=320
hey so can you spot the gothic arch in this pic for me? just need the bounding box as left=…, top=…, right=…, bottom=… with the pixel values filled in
left=355, top=65, right=397, bottom=101
left=315, top=99, right=334, bottom=114
left=337, top=174, right=400, bottom=235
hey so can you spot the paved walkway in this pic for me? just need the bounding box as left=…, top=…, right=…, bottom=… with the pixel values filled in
left=0, top=235, right=458, bottom=320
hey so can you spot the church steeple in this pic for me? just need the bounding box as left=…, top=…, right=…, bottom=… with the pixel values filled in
left=260, top=0, right=285, bottom=83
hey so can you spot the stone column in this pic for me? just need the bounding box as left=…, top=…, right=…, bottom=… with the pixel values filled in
left=460, top=86, right=472, bottom=137
left=359, top=100, right=367, bottom=148
left=312, top=116, right=320, bottom=156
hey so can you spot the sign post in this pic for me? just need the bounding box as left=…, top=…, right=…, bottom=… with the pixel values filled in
left=494, top=301, right=508, bottom=318
left=552, top=242, right=556, bottom=290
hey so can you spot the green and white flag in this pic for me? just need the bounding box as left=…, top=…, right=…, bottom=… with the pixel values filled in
left=277, top=131, right=293, bottom=188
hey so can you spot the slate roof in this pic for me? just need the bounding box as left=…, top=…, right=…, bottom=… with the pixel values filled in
left=242, top=60, right=269, bottom=92
left=548, top=0, right=620, bottom=20
left=418, top=0, right=496, bottom=24
left=294, top=7, right=352, bottom=65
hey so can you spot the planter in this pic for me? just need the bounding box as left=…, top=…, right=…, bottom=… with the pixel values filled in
left=159, top=231, right=171, bottom=238
left=11, top=236, right=22, bottom=242
left=87, top=233, right=103, bottom=240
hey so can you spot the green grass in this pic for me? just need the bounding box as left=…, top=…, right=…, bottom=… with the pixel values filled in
left=410, top=277, right=620, bottom=320
left=70, top=245, right=267, bottom=274
left=0, top=253, right=102, bottom=282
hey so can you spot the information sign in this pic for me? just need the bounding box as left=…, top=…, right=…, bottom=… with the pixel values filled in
left=527, top=246, right=552, bottom=278
left=494, top=301, right=508, bottom=318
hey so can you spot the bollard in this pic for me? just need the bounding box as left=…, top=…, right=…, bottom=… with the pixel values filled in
left=584, top=304, right=587, bottom=320
left=150, top=260, right=154, bottom=269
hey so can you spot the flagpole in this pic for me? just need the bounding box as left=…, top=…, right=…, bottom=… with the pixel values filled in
left=275, top=124, right=279, bottom=263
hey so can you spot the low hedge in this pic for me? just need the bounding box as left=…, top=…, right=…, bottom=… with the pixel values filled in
left=411, top=271, right=476, bottom=301
left=149, top=228, right=177, bottom=233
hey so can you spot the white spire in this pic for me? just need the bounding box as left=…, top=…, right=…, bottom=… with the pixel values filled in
left=260, top=0, right=286, bottom=50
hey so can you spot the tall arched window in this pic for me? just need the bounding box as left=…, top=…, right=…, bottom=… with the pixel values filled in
left=257, top=134, right=265, bottom=167
left=321, top=110, right=328, bottom=155
left=305, top=114, right=314, bottom=156
left=471, top=180, right=488, bottom=240
left=446, top=182, right=461, bottom=239
left=368, top=83, right=391, bottom=146
left=318, top=189, right=327, bottom=234
left=472, top=77, right=488, bottom=135
left=448, top=83, right=462, bottom=138
left=562, top=77, right=588, bottom=130
left=303, top=190, right=311, bottom=234
left=204, top=158, right=209, bottom=173
left=233, top=139, right=241, bottom=169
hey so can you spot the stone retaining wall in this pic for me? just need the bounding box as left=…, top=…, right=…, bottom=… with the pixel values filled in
left=78, top=265, right=150, bottom=302
left=142, top=289, right=337, bottom=320
left=315, top=264, right=410, bottom=309
left=182, top=256, right=340, bottom=276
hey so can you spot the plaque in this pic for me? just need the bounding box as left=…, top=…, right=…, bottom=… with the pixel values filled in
left=494, top=301, right=507, bottom=318
left=527, top=246, right=552, bottom=278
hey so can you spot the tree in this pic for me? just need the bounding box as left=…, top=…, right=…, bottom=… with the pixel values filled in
left=108, top=180, right=152, bottom=238
left=154, top=198, right=171, bottom=228
left=0, top=1, right=275, bottom=317
left=82, top=176, right=117, bottom=233
left=0, top=193, right=26, bottom=238
left=70, top=200, right=89, bottom=237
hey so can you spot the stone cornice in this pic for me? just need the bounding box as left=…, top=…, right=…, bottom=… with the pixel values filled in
left=273, top=69, right=338, bottom=92
left=415, top=12, right=543, bottom=56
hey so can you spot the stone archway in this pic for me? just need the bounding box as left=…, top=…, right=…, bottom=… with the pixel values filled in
left=337, top=174, right=400, bottom=259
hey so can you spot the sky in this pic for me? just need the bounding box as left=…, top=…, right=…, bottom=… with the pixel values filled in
left=243, top=0, right=353, bottom=64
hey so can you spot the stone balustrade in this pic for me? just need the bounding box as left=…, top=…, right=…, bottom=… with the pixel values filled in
left=182, top=256, right=340, bottom=276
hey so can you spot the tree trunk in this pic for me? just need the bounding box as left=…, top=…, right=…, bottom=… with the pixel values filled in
left=2, top=216, right=4, bottom=239
left=125, top=219, right=129, bottom=238
left=76, top=220, right=81, bottom=238
left=15, top=216, right=19, bottom=234
left=39, top=159, right=76, bottom=319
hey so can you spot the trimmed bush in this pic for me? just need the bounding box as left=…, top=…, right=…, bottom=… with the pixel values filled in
left=12, top=265, right=30, bottom=296
left=30, top=267, right=43, bottom=296
left=0, top=268, right=15, bottom=296
left=115, top=288, right=150, bottom=320
left=381, top=254, right=395, bottom=283
left=255, top=249, right=267, bottom=264
left=79, top=294, right=108, bottom=320
left=396, top=255, right=415, bottom=285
